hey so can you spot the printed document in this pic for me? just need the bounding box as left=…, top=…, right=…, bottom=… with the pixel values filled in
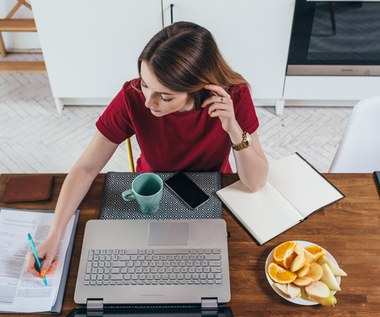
left=0, top=208, right=75, bottom=313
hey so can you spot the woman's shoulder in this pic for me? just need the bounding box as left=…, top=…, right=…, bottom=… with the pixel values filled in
left=121, top=78, right=142, bottom=94
left=107, top=78, right=144, bottom=113
left=117, top=78, right=145, bottom=105
left=228, top=83, right=251, bottom=99
left=227, top=83, right=250, bottom=95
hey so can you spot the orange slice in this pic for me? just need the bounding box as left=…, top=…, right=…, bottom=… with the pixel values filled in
left=305, top=245, right=326, bottom=261
left=268, top=262, right=297, bottom=284
left=273, top=241, right=297, bottom=268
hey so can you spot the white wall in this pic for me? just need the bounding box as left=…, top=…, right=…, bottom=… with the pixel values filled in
left=0, top=0, right=41, bottom=50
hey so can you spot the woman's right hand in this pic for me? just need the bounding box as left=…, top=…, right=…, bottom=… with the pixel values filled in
left=25, top=237, right=60, bottom=278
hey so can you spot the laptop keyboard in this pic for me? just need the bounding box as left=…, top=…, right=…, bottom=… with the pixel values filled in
left=84, top=248, right=223, bottom=286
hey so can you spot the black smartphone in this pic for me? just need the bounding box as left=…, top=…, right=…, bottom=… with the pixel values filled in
left=374, top=171, right=380, bottom=196
left=165, top=173, right=210, bottom=209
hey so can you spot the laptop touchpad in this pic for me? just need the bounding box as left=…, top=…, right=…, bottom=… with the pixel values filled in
left=148, top=222, right=189, bottom=246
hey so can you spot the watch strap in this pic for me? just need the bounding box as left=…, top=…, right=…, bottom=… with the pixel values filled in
left=231, top=132, right=250, bottom=151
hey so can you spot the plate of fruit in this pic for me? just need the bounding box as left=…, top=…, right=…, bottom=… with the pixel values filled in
left=265, top=240, right=347, bottom=306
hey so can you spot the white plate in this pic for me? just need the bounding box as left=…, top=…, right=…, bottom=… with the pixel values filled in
left=265, top=240, right=341, bottom=306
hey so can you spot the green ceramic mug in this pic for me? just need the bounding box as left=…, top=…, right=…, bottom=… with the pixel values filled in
left=121, top=173, right=163, bottom=214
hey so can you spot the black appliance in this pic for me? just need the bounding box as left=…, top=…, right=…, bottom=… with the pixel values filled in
left=287, top=1, right=380, bottom=76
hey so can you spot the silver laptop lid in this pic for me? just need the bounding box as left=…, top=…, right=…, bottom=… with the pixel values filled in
left=74, top=219, right=230, bottom=305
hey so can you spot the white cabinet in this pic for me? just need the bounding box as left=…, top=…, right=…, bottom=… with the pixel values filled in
left=284, top=76, right=380, bottom=107
left=31, top=0, right=162, bottom=112
left=32, top=0, right=295, bottom=113
left=162, top=0, right=295, bottom=113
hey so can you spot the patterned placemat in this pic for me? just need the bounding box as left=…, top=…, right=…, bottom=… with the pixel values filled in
left=100, top=172, right=222, bottom=220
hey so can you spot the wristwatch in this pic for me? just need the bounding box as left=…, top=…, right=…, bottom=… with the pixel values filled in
left=231, top=132, right=252, bottom=151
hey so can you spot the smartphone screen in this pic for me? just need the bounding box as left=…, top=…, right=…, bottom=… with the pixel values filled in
left=165, top=173, right=210, bottom=209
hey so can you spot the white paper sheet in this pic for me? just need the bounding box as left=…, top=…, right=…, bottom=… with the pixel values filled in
left=0, top=208, right=75, bottom=313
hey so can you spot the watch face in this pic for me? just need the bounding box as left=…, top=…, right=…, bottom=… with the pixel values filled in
left=246, top=132, right=252, bottom=144
left=232, top=132, right=251, bottom=151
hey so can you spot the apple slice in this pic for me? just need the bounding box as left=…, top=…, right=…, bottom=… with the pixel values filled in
left=290, top=244, right=306, bottom=272
left=293, top=276, right=314, bottom=287
left=318, top=292, right=338, bottom=307
left=318, top=256, right=348, bottom=276
left=300, top=286, right=309, bottom=300
left=304, top=249, right=314, bottom=265
left=273, top=283, right=301, bottom=299
left=297, top=263, right=311, bottom=278
left=274, top=283, right=289, bottom=296
left=308, top=262, right=323, bottom=281
left=305, top=281, right=337, bottom=306
left=320, top=263, right=341, bottom=291
left=287, top=283, right=301, bottom=299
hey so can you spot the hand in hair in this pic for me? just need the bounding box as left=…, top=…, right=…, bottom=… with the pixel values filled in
left=201, top=84, right=238, bottom=134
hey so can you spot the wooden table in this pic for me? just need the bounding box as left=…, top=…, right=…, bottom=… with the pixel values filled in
left=1, top=173, right=379, bottom=316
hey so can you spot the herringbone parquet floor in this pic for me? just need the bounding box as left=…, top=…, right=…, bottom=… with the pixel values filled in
left=0, top=63, right=352, bottom=174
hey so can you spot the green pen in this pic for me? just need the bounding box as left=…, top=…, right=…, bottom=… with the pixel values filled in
left=27, top=233, right=48, bottom=286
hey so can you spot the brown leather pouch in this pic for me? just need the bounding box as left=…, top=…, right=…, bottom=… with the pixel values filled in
left=3, top=175, right=53, bottom=203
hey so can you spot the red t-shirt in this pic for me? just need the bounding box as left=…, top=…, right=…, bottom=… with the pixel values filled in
left=96, top=79, right=259, bottom=173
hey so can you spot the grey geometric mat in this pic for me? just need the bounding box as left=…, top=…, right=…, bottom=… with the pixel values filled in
left=100, top=172, right=222, bottom=220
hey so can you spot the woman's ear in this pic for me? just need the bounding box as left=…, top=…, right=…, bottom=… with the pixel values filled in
left=200, top=88, right=211, bottom=100
left=190, top=88, right=213, bottom=110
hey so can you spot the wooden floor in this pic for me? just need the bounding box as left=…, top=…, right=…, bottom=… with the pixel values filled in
left=0, top=54, right=352, bottom=173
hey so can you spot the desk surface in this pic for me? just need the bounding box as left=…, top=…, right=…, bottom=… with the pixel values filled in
left=1, top=173, right=379, bottom=317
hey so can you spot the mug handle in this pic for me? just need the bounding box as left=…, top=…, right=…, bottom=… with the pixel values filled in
left=122, top=189, right=135, bottom=201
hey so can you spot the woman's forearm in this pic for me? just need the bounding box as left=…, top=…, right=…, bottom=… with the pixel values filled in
left=47, top=132, right=119, bottom=241
left=233, top=132, right=268, bottom=192
left=48, top=166, right=96, bottom=240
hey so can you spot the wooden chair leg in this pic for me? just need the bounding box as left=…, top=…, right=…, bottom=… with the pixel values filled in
left=0, top=0, right=33, bottom=58
left=0, top=33, right=6, bottom=58
left=6, top=1, right=25, bottom=19
left=125, top=138, right=135, bottom=172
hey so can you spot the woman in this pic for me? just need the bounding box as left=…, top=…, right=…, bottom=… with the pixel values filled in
left=26, top=21, right=268, bottom=278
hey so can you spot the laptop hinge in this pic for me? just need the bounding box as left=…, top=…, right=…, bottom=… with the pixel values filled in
left=201, top=298, right=218, bottom=315
left=86, top=299, right=103, bottom=316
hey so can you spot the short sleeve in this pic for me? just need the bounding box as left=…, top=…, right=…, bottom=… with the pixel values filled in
left=96, top=83, right=136, bottom=144
left=231, top=84, right=259, bottom=134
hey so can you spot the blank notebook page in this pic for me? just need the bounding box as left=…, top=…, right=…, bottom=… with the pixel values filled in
left=217, top=180, right=302, bottom=244
left=268, top=154, right=344, bottom=218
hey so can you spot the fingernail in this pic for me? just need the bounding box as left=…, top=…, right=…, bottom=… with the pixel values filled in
left=47, top=267, right=55, bottom=274
left=203, top=84, right=209, bottom=89
left=40, top=269, right=47, bottom=277
left=52, top=259, right=59, bottom=265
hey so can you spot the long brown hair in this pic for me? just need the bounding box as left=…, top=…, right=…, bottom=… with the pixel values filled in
left=138, top=21, right=247, bottom=110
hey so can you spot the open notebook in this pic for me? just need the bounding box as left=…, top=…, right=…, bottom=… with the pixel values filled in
left=216, top=153, right=344, bottom=244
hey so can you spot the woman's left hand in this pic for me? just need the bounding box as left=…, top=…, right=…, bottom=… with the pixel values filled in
left=201, top=84, right=237, bottom=133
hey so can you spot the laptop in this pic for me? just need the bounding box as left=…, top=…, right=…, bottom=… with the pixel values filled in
left=74, top=219, right=231, bottom=315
